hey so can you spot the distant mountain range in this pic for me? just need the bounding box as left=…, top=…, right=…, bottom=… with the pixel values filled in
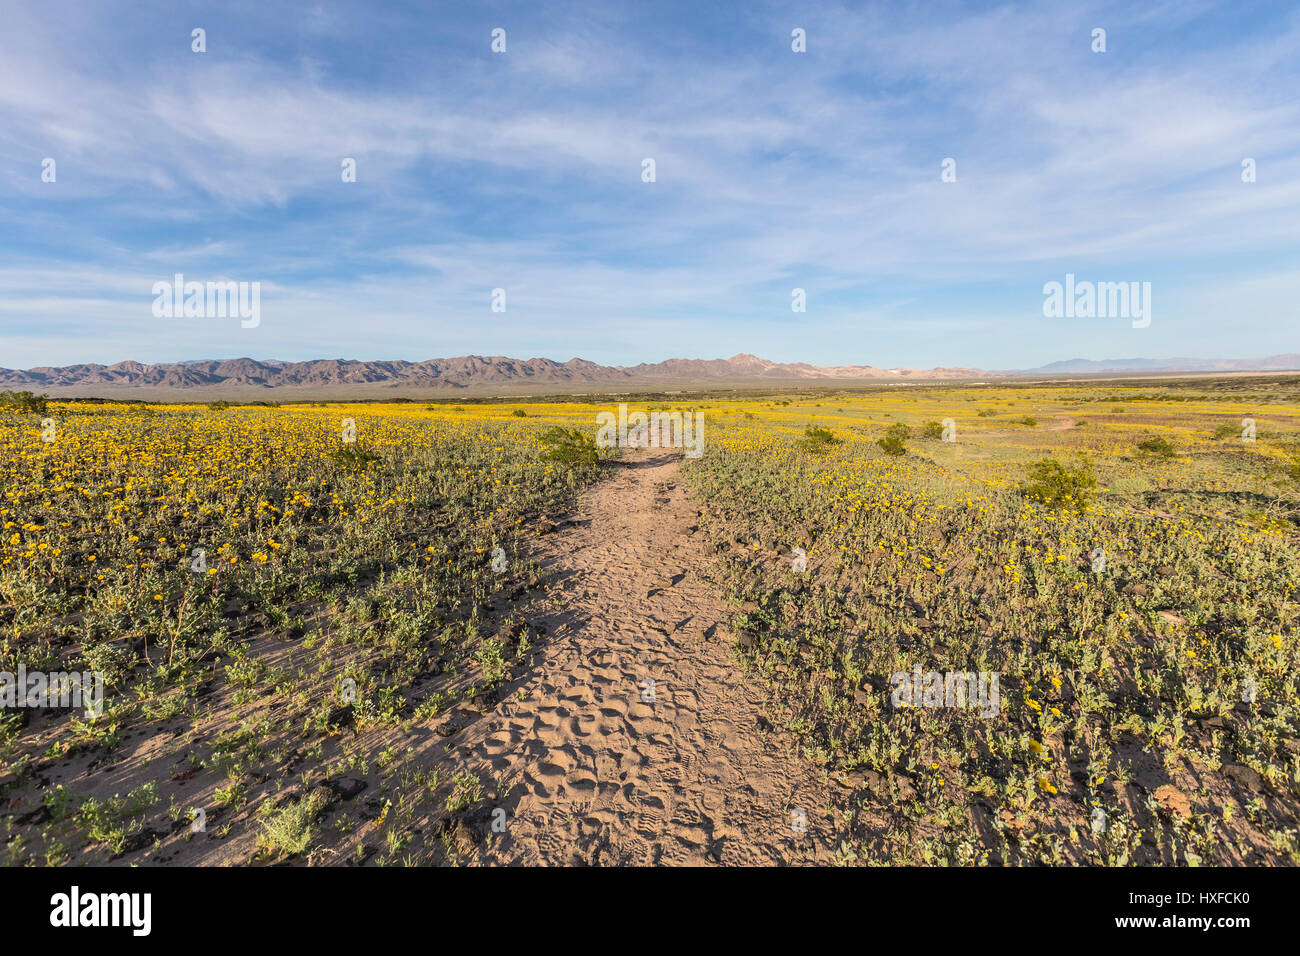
left=1024, top=355, right=1300, bottom=374
left=1, top=353, right=1297, bottom=397
left=0, top=354, right=984, bottom=395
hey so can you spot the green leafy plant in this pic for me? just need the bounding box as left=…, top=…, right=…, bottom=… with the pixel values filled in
left=798, top=425, right=842, bottom=454
left=261, top=791, right=326, bottom=857
left=328, top=445, right=381, bottom=469
left=1019, top=455, right=1097, bottom=509
left=1213, top=422, right=1241, bottom=440
left=920, top=421, right=945, bottom=439
left=0, top=390, right=48, bottom=414
left=1137, top=436, right=1176, bottom=458
left=539, top=426, right=601, bottom=467
left=877, top=423, right=910, bottom=457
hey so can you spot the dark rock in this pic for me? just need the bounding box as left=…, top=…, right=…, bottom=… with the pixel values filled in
left=325, top=777, right=368, bottom=801
left=325, top=704, right=355, bottom=732
left=1222, top=763, right=1264, bottom=792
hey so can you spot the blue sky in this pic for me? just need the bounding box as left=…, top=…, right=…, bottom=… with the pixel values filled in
left=1, top=0, right=1298, bottom=370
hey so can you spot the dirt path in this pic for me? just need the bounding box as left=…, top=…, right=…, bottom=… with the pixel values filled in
left=446, top=448, right=839, bottom=864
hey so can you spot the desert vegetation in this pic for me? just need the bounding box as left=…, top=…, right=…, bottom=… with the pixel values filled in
left=2, top=379, right=1298, bottom=865
left=0, top=400, right=604, bottom=864
left=686, top=380, right=1300, bottom=864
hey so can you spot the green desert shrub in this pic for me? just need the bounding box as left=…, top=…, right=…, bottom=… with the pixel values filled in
left=1136, top=436, right=1176, bottom=458
left=1020, top=455, right=1097, bottom=509
left=877, top=423, right=910, bottom=457
left=0, top=390, right=48, bottom=415
left=261, top=791, right=326, bottom=857
left=797, top=425, right=841, bottom=454
left=1213, top=421, right=1242, bottom=440
left=539, top=426, right=601, bottom=467
left=328, top=445, right=381, bottom=470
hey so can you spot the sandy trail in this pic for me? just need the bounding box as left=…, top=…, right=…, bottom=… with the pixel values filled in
left=447, top=448, right=837, bottom=865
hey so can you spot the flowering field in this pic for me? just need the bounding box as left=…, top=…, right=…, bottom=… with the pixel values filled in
left=2, top=380, right=1299, bottom=865
left=0, top=399, right=605, bottom=864
left=686, top=381, right=1300, bottom=864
